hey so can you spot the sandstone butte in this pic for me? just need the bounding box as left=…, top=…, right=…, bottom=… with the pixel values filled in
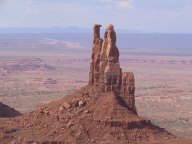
left=0, top=24, right=191, bottom=144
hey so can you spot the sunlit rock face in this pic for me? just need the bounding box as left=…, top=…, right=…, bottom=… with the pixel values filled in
left=89, top=24, right=137, bottom=114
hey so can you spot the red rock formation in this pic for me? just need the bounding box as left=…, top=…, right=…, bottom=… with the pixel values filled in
left=121, top=72, right=137, bottom=113
left=89, top=24, right=103, bottom=85
left=89, top=24, right=137, bottom=114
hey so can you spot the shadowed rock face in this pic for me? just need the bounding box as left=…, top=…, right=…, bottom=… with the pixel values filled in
left=0, top=102, right=21, bottom=118
left=89, top=24, right=137, bottom=114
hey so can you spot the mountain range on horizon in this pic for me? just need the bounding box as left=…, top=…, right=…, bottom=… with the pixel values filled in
left=2, top=26, right=182, bottom=34
left=0, top=26, right=145, bottom=34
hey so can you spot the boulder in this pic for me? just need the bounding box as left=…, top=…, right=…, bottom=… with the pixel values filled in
left=62, top=102, right=71, bottom=109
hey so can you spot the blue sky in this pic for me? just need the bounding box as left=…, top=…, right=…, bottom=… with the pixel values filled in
left=0, top=0, right=192, bottom=33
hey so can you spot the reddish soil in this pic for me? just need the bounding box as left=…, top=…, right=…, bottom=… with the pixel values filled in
left=0, top=85, right=191, bottom=144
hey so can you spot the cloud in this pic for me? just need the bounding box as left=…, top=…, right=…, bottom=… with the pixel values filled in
left=24, top=0, right=40, bottom=16
left=24, top=0, right=90, bottom=16
left=101, top=0, right=134, bottom=10
left=146, top=4, right=192, bottom=18
left=25, top=8, right=40, bottom=16
left=47, top=3, right=89, bottom=13
left=116, top=0, right=134, bottom=9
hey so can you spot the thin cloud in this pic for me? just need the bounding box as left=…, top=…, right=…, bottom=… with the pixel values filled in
left=25, top=8, right=40, bottom=16
left=24, top=0, right=40, bottom=16
left=25, top=1, right=90, bottom=14
left=101, top=0, right=134, bottom=10
left=47, top=3, right=90, bottom=13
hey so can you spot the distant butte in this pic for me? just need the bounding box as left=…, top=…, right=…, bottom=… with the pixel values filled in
left=0, top=24, right=191, bottom=144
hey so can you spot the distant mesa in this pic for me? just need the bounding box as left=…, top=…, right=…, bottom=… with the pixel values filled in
left=0, top=58, right=55, bottom=76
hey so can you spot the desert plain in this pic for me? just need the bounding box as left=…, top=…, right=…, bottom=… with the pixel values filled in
left=0, top=33, right=192, bottom=139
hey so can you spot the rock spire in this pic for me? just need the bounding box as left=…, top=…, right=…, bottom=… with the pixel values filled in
left=89, top=24, right=137, bottom=114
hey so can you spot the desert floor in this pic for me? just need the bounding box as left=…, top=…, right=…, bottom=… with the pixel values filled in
left=0, top=51, right=192, bottom=138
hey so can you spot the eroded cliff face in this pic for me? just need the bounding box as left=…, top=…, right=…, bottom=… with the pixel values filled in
left=89, top=24, right=137, bottom=114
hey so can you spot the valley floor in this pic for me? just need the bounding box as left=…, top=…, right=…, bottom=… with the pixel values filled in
left=0, top=53, right=192, bottom=138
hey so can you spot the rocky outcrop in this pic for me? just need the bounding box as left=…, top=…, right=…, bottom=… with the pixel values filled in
left=89, top=24, right=103, bottom=85
left=89, top=24, right=137, bottom=114
left=1, top=85, right=188, bottom=144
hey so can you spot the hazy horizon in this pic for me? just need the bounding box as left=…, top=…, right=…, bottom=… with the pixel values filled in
left=1, top=27, right=192, bottom=34
left=1, top=33, right=192, bottom=57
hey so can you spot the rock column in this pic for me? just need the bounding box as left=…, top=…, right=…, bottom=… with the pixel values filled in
left=89, top=24, right=103, bottom=85
left=89, top=24, right=137, bottom=114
